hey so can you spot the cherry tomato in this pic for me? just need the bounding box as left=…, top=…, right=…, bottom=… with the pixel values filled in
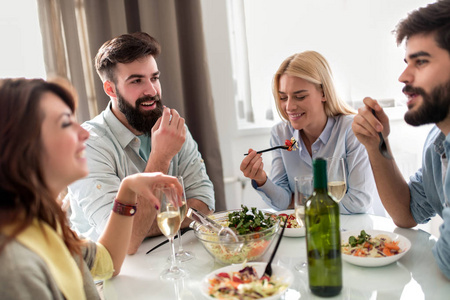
left=217, top=272, right=230, bottom=278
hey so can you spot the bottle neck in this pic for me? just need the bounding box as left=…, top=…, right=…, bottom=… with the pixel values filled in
left=313, top=158, right=328, bottom=190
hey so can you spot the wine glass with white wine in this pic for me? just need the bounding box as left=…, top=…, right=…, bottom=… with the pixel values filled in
left=326, top=157, right=347, bottom=203
left=156, top=185, right=187, bottom=280
left=294, top=175, right=313, bottom=271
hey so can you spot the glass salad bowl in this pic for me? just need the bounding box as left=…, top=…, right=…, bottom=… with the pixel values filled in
left=191, top=208, right=280, bottom=265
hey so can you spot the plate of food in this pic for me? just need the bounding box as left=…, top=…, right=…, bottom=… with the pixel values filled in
left=341, top=229, right=411, bottom=267
left=200, top=262, right=294, bottom=300
left=276, top=210, right=305, bottom=237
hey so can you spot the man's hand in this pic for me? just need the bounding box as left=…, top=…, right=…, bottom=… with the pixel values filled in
left=146, top=107, right=186, bottom=173
left=240, top=149, right=267, bottom=187
left=352, top=97, right=391, bottom=152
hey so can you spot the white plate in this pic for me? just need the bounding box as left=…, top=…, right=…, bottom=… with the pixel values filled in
left=276, top=210, right=305, bottom=237
left=200, top=262, right=294, bottom=300
left=340, top=230, right=411, bottom=267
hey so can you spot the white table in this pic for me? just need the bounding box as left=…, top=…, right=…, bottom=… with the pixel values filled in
left=103, top=214, right=449, bottom=299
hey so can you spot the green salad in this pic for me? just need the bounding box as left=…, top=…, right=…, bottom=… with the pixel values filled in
left=227, top=205, right=276, bottom=235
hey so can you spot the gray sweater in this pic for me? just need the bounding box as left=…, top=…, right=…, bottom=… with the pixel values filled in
left=0, top=235, right=100, bottom=299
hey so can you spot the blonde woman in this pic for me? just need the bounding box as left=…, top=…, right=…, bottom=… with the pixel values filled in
left=240, top=51, right=377, bottom=213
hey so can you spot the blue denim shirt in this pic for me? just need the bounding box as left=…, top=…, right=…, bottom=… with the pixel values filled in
left=409, top=126, right=450, bottom=279
left=253, top=115, right=378, bottom=213
left=68, top=102, right=215, bottom=241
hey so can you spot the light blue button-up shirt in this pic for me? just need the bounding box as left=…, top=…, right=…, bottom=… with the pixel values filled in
left=254, top=115, right=378, bottom=213
left=409, top=126, right=450, bottom=279
left=68, top=102, right=215, bottom=241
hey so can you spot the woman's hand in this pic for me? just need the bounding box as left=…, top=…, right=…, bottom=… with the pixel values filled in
left=117, top=172, right=183, bottom=208
left=240, top=149, right=267, bottom=186
left=99, top=172, right=183, bottom=275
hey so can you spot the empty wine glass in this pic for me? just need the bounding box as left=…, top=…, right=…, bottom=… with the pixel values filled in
left=326, top=157, right=347, bottom=204
left=294, top=175, right=313, bottom=271
left=156, top=185, right=187, bottom=280
left=171, top=176, right=195, bottom=262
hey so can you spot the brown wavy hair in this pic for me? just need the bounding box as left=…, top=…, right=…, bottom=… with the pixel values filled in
left=395, top=0, right=450, bottom=54
left=0, top=78, right=83, bottom=255
left=95, top=31, right=161, bottom=83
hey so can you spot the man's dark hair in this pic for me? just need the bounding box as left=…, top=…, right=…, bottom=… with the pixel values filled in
left=95, top=32, right=161, bottom=82
left=395, top=0, right=450, bottom=55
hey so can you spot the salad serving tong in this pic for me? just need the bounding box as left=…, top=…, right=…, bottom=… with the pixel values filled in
left=187, top=208, right=239, bottom=242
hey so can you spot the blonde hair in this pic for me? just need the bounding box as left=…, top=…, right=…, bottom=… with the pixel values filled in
left=272, top=51, right=355, bottom=122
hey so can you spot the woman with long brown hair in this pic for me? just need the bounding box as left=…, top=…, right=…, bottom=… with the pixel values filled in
left=0, top=77, right=182, bottom=299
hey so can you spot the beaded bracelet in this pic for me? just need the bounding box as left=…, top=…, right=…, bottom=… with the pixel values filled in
left=112, top=199, right=137, bottom=216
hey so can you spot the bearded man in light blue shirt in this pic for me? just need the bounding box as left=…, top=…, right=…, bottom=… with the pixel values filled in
left=68, top=32, right=214, bottom=254
left=352, top=0, right=450, bottom=280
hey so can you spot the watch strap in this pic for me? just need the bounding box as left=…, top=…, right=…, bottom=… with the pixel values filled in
left=112, top=199, right=137, bottom=216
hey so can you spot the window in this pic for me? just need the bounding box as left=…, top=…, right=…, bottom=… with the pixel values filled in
left=229, top=0, right=435, bottom=129
left=0, top=0, right=46, bottom=79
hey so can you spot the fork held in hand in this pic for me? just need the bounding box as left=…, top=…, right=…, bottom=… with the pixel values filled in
left=262, top=220, right=287, bottom=278
left=244, top=145, right=289, bottom=156
left=244, top=140, right=298, bottom=156
left=371, top=109, right=393, bottom=160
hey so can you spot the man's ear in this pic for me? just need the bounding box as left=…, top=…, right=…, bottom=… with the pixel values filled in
left=103, top=81, right=117, bottom=98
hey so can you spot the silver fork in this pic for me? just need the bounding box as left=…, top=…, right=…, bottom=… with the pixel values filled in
left=372, top=109, right=393, bottom=160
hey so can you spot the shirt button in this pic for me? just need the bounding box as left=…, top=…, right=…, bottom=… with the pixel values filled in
left=96, top=184, right=102, bottom=190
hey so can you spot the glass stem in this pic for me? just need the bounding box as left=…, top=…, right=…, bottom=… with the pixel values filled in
left=177, top=229, right=184, bottom=251
left=169, top=237, right=178, bottom=271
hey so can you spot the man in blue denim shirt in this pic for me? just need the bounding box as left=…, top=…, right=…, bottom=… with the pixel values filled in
left=352, top=0, right=450, bottom=279
left=68, top=32, right=214, bottom=254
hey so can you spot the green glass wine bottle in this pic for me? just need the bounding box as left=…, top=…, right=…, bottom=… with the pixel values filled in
left=305, top=158, right=342, bottom=297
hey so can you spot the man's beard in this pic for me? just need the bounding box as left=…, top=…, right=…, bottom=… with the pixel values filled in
left=403, top=80, right=450, bottom=126
left=117, top=88, right=163, bottom=135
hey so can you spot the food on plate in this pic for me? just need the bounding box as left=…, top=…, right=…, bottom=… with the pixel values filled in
left=277, top=213, right=303, bottom=228
left=341, top=230, right=404, bottom=257
left=285, top=137, right=298, bottom=152
left=207, top=266, right=289, bottom=299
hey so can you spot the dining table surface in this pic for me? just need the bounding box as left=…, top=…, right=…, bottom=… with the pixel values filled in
left=103, top=213, right=449, bottom=300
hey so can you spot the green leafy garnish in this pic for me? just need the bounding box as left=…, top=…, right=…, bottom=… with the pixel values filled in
left=348, top=230, right=372, bottom=247
left=227, top=205, right=275, bottom=235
